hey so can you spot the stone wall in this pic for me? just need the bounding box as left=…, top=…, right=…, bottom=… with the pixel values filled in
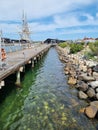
left=56, top=46, right=98, bottom=119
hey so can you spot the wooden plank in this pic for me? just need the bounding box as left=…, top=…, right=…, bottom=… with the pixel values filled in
left=0, top=44, right=50, bottom=81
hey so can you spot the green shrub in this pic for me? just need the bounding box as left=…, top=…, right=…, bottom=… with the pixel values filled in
left=58, top=42, right=68, bottom=48
left=69, top=43, right=84, bottom=54
left=83, top=52, right=94, bottom=60
left=89, top=41, right=98, bottom=56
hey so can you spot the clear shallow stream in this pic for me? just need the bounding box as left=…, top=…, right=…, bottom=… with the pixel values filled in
left=0, top=47, right=98, bottom=130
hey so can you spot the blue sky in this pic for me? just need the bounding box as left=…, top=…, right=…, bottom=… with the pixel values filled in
left=0, top=0, right=98, bottom=41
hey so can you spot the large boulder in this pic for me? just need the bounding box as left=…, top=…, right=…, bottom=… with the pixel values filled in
left=88, top=81, right=98, bottom=89
left=64, top=66, right=70, bottom=75
left=69, top=70, right=76, bottom=77
left=68, top=76, right=77, bottom=85
left=93, top=72, right=98, bottom=80
left=82, top=65, right=87, bottom=72
left=90, top=101, right=98, bottom=110
left=72, top=58, right=79, bottom=65
left=64, top=63, right=71, bottom=75
left=85, top=105, right=98, bottom=118
left=86, top=88, right=96, bottom=98
left=78, top=91, right=88, bottom=99
left=86, top=61, right=96, bottom=68
left=77, top=81, right=88, bottom=92
left=78, top=74, right=95, bottom=82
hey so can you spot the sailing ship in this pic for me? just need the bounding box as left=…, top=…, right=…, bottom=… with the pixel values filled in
left=19, top=11, right=31, bottom=43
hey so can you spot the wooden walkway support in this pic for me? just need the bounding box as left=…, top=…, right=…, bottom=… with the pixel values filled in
left=0, top=44, right=50, bottom=87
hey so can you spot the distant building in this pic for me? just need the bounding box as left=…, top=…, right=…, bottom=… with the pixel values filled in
left=95, top=38, right=98, bottom=41
left=83, top=37, right=95, bottom=43
left=44, top=38, right=65, bottom=44
left=1, top=38, right=11, bottom=43
left=1, top=38, right=21, bottom=43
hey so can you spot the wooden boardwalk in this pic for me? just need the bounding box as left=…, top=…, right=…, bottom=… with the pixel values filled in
left=0, top=44, right=50, bottom=83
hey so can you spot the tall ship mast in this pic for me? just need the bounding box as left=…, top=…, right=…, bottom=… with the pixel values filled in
left=19, top=11, right=31, bottom=42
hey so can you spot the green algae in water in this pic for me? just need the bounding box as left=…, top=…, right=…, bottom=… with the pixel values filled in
left=0, top=48, right=97, bottom=130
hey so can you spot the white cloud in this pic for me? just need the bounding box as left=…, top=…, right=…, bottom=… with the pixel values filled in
left=0, top=23, right=18, bottom=33
left=0, top=0, right=97, bottom=39
left=0, top=0, right=97, bottom=20
left=1, top=12, right=98, bottom=38
left=53, top=12, right=98, bottom=28
left=60, top=28, right=98, bottom=35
